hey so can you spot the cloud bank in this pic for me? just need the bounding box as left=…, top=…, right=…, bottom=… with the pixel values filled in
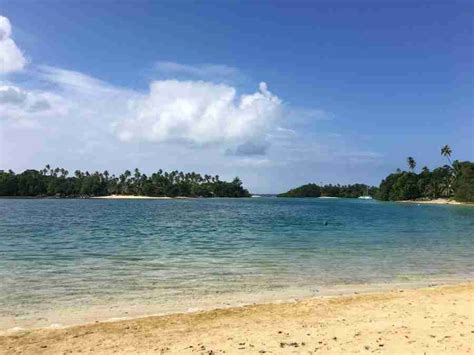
left=0, top=16, right=27, bottom=74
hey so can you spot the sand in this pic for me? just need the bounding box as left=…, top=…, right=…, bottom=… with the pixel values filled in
left=398, top=198, right=473, bottom=206
left=1, top=283, right=472, bottom=354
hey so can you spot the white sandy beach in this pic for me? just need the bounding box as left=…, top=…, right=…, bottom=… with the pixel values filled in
left=398, top=198, right=473, bottom=206
left=1, top=282, right=472, bottom=354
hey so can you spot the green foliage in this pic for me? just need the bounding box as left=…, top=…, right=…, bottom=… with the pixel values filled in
left=388, top=172, right=420, bottom=200
left=377, top=161, right=473, bottom=202
left=0, top=167, right=251, bottom=198
left=453, top=161, right=474, bottom=202
left=278, top=183, right=377, bottom=198
left=278, top=183, right=321, bottom=197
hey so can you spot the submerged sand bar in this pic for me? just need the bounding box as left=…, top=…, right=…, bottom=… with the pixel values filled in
left=1, top=282, right=472, bottom=354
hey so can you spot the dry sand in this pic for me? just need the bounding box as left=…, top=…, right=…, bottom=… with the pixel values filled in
left=398, top=198, right=473, bottom=206
left=1, top=282, right=473, bottom=354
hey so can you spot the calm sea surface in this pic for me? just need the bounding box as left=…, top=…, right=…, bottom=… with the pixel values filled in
left=0, top=197, right=473, bottom=330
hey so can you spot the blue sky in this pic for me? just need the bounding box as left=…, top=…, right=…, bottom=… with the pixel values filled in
left=0, top=1, right=472, bottom=193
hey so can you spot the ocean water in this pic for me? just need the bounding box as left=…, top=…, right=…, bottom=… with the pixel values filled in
left=0, top=197, right=473, bottom=330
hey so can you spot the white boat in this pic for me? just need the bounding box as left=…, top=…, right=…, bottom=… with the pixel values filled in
left=358, top=186, right=373, bottom=200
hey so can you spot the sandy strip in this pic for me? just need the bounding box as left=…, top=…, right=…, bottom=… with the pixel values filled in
left=398, top=198, right=473, bottom=206
left=1, top=283, right=472, bottom=354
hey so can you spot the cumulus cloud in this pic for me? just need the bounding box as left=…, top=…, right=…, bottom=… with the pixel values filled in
left=116, top=81, right=282, bottom=146
left=0, top=16, right=27, bottom=74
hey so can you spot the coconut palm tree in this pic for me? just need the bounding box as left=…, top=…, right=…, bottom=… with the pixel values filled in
left=441, top=145, right=452, bottom=165
left=407, top=157, right=416, bottom=172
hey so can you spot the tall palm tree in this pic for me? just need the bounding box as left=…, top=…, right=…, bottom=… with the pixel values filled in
left=45, top=164, right=51, bottom=176
left=441, top=145, right=452, bottom=165
left=407, top=157, right=416, bottom=172
left=134, top=168, right=140, bottom=179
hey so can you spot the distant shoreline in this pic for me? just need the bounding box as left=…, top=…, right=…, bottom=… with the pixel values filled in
left=0, top=195, right=261, bottom=200
left=90, top=195, right=192, bottom=200
left=0, top=195, right=190, bottom=200
left=398, top=198, right=474, bottom=206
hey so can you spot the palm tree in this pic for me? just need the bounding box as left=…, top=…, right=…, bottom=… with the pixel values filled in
left=44, top=164, right=51, bottom=176
left=441, top=145, right=452, bottom=165
left=134, top=168, right=140, bottom=179
left=407, top=157, right=416, bottom=172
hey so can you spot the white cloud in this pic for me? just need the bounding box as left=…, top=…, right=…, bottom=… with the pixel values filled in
left=0, top=16, right=27, bottom=74
left=116, top=80, right=282, bottom=146
left=37, top=65, right=126, bottom=95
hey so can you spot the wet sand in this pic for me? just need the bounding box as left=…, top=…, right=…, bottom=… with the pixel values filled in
left=1, top=282, right=472, bottom=354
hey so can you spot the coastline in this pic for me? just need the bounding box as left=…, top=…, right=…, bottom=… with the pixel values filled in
left=90, top=195, right=191, bottom=200
left=0, top=195, right=194, bottom=200
left=398, top=198, right=474, bottom=206
left=1, top=281, right=472, bottom=354
left=2, top=277, right=469, bottom=334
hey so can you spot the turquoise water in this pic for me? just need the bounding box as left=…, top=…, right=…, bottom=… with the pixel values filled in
left=0, top=197, right=473, bottom=329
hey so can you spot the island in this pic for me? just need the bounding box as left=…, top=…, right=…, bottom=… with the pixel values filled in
left=0, top=167, right=251, bottom=198
left=278, top=145, right=474, bottom=203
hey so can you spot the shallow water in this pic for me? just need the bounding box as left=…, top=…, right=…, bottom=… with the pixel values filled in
left=0, top=197, right=473, bottom=330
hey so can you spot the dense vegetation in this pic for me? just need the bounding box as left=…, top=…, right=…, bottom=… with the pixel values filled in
left=0, top=166, right=251, bottom=198
left=377, top=145, right=474, bottom=202
left=278, top=183, right=377, bottom=198
left=278, top=183, right=321, bottom=197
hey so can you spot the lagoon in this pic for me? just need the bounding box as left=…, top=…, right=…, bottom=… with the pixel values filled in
left=0, top=197, right=473, bottom=330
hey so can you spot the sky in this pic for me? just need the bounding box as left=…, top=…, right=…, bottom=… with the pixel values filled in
left=0, top=1, right=472, bottom=193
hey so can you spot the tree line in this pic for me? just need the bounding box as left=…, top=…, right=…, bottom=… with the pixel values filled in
left=277, top=145, right=473, bottom=202
left=378, top=145, right=474, bottom=202
left=278, top=183, right=377, bottom=198
left=0, top=166, right=251, bottom=198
